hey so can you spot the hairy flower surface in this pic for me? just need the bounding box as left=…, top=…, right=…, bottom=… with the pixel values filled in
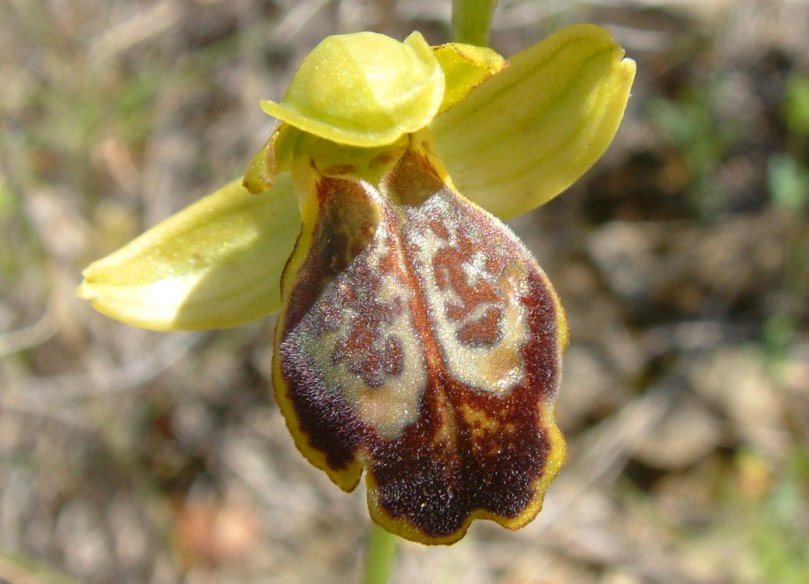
left=79, top=25, right=635, bottom=544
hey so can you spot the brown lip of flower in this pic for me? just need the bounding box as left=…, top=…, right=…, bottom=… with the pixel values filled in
left=271, top=129, right=569, bottom=543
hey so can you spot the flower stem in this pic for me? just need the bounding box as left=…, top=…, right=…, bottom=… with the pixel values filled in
left=362, top=522, right=398, bottom=584
left=451, top=0, right=498, bottom=46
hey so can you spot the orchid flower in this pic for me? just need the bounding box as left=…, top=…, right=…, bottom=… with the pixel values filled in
left=79, top=24, right=635, bottom=545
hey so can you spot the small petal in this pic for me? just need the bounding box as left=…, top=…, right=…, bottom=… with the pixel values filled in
left=243, top=123, right=298, bottom=194
left=78, top=178, right=300, bottom=331
left=260, top=32, right=444, bottom=147
left=243, top=135, right=275, bottom=194
left=431, top=24, right=636, bottom=219
left=432, top=42, right=506, bottom=114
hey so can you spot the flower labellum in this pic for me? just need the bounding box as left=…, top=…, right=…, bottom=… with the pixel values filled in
left=273, top=129, right=567, bottom=543
left=79, top=26, right=635, bottom=545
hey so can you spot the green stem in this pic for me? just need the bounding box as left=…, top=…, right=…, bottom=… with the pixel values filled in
left=451, top=0, right=498, bottom=46
left=362, top=522, right=398, bottom=584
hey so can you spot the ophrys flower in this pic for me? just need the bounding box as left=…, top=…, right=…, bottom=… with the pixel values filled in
left=79, top=25, right=635, bottom=544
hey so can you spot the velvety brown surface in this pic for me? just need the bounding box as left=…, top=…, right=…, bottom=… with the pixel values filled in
left=277, top=147, right=563, bottom=541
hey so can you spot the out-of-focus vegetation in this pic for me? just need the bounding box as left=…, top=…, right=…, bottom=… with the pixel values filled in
left=1, top=1, right=807, bottom=583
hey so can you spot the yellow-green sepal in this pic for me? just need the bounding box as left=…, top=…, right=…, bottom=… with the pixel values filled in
left=78, top=178, right=300, bottom=331
left=431, top=24, right=636, bottom=219
left=260, top=31, right=444, bottom=147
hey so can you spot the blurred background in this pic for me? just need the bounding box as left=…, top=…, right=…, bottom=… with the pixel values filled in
left=1, top=0, right=808, bottom=582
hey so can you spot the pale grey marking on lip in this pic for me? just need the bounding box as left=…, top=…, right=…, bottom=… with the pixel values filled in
left=288, top=184, right=428, bottom=439
left=404, top=191, right=530, bottom=396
